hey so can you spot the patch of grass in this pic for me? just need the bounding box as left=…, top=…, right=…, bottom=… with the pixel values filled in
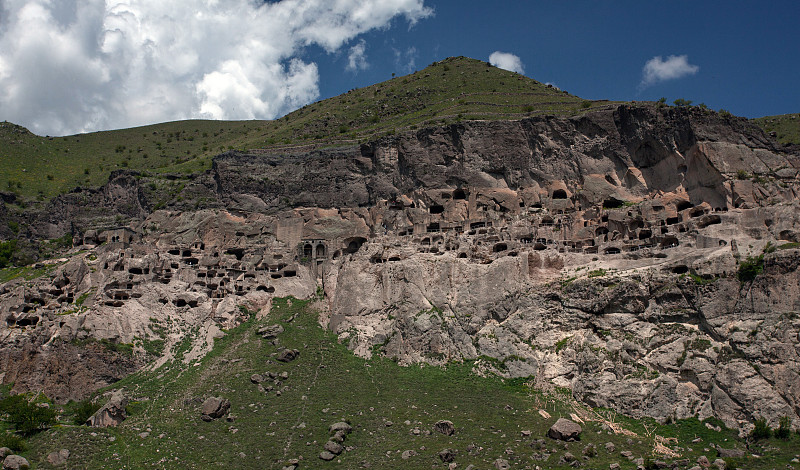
left=753, top=113, right=800, bottom=145
left=587, top=268, right=606, bottom=278
left=20, top=297, right=800, bottom=469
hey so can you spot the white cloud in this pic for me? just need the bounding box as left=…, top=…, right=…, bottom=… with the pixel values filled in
left=0, top=0, right=432, bottom=136
left=393, top=46, right=418, bottom=74
left=346, top=39, right=368, bottom=72
left=489, top=51, right=524, bottom=74
left=640, top=55, right=699, bottom=88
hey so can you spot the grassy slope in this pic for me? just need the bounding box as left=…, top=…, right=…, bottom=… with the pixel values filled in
left=20, top=297, right=798, bottom=469
left=0, top=57, right=618, bottom=199
left=753, top=113, right=800, bottom=145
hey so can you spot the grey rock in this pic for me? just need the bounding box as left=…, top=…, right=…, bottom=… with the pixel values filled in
left=319, top=451, right=335, bottom=461
left=1, top=455, right=29, bottom=470
left=200, top=396, right=230, bottom=421
left=434, top=419, right=455, bottom=436
left=548, top=418, right=582, bottom=441
left=401, top=450, right=417, bottom=459
left=717, top=448, right=744, bottom=459
left=438, top=448, right=456, bottom=463
left=494, top=458, right=510, bottom=469
left=329, top=422, right=352, bottom=435
left=277, top=349, right=300, bottom=363
left=46, top=449, right=70, bottom=466
left=87, top=389, right=128, bottom=427
left=324, top=440, right=343, bottom=455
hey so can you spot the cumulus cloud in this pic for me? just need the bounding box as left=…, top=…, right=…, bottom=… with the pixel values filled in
left=346, top=40, right=368, bottom=72
left=489, top=51, right=524, bottom=74
left=640, top=55, right=699, bottom=88
left=393, top=46, right=418, bottom=74
left=0, top=0, right=432, bottom=135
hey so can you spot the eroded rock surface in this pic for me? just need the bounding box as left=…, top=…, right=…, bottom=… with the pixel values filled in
left=1, top=104, right=799, bottom=434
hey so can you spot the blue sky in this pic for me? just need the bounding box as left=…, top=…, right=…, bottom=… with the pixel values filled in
left=0, top=0, right=797, bottom=135
left=315, top=1, right=800, bottom=119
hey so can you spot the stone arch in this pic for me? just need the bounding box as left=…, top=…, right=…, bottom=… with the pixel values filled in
left=303, top=244, right=313, bottom=258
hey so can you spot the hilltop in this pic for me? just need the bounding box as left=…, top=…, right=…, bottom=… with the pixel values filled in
left=0, top=57, right=615, bottom=199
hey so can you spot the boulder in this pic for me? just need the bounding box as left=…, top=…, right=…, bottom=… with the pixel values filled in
left=0, top=451, right=9, bottom=461
left=434, top=419, right=455, bottom=436
left=494, top=458, right=510, bottom=469
left=329, top=422, right=352, bottom=435
left=324, top=440, right=343, bottom=455
left=319, top=451, right=335, bottom=461
left=200, top=396, right=231, bottom=421
left=46, top=449, right=70, bottom=466
left=257, top=324, right=284, bottom=339
left=547, top=418, right=582, bottom=441
left=1, top=455, right=29, bottom=470
left=87, top=389, right=128, bottom=427
left=438, top=448, right=456, bottom=463
left=277, top=349, right=300, bottom=363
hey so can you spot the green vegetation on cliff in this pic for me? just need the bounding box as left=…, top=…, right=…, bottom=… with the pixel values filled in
left=753, top=113, right=800, bottom=146
left=0, top=57, right=618, bottom=199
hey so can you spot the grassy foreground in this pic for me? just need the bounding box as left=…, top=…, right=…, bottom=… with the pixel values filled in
left=11, top=297, right=800, bottom=469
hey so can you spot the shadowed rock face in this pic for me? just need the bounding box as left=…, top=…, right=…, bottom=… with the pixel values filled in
left=1, top=104, right=799, bottom=434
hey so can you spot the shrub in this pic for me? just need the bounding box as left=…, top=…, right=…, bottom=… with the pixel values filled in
left=0, top=393, right=57, bottom=435
left=71, top=399, right=101, bottom=425
left=673, top=98, right=693, bottom=107
left=751, top=418, right=771, bottom=440
left=0, top=433, right=26, bottom=452
left=775, top=416, right=791, bottom=439
left=0, top=239, right=16, bottom=268
left=737, top=255, right=764, bottom=283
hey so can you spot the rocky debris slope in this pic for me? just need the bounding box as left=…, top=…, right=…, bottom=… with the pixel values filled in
left=1, top=104, right=799, bottom=434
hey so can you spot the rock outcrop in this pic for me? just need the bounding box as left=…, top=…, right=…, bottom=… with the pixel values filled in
left=1, top=104, right=799, bottom=434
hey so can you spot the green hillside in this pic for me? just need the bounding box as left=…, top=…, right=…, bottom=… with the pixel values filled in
left=15, top=297, right=799, bottom=469
left=753, top=113, right=800, bottom=145
left=0, top=57, right=618, bottom=199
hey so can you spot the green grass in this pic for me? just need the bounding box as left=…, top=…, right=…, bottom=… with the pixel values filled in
left=753, top=113, right=800, bottom=145
left=14, top=296, right=799, bottom=468
left=1, top=57, right=621, bottom=200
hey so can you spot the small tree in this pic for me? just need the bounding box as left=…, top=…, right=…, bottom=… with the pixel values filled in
left=673, top=98, right=693, bottom=107
left=751, top=418, right=771, bottom=440
left=0, top=393, right=56, bottom=435
left=775, top=416, right=791, bottom=439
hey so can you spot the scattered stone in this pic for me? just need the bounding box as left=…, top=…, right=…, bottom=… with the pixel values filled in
left=401, top=450, right=417, bottom=460
left=46, top=449, right=70, bottom=466
left=1, top=455, right=29, bottom=470
left=521, top=430, right=531, bottom=436
left=438, top=448, right=456, bottom=463
left=559, top=452, right=576, bottom=464
left=712, top=458, right=726, bottom=469
left=494, top=458, right=510, bottom=469
left=139, top=431, right=150, bottom=438
left=319, top=451, right=335, bottom=461
left=384, top=420, right=393, bottom=427
left=434, top=420, right=455, bottom=436
left=329, top=422, right=353, bottom=435
left=697, top=455, right=710, bottom=467
left=582, top=443, right=597, bottom=457
left=250, top=374, right=264, bottom=384
left=604, top=442, right=615, bottom=453
left=548, top=418, right=582, bottom=441
left=257, top=324, right=284, bottom=339
left=717, top=448, right=744, bottom=459
left=280, top=371, right=289, bottom=379
left=200, top=396, right=231, bottom=421
left=609, top=464, right=620, bottom=470
left=87, top=389, right=128, bottom=427
left=277, top=348, right=300, bottom=362
left=620, top=450, right=634, bottom=460
left=324, top=441, right=344, bottom=455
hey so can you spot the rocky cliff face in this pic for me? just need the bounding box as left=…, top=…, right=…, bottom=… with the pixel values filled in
left=2, top=104, right=799, bottom=434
